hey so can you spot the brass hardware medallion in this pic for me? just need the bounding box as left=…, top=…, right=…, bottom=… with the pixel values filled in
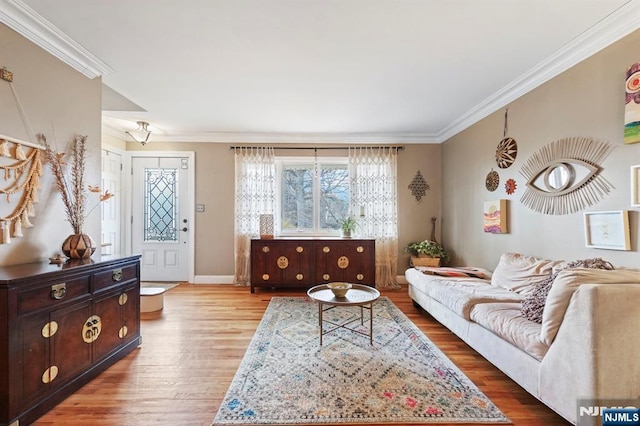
left=82, top=315, right=102, bottom=344
left=323, top=274, right=330, bottom=280
left=296, top=246, right=304, bottom=253
left=112, top=268, right=123, bottom=282
left=118, top=293, right=128, bottom=305
left=42, top=321, right=58, bottom=338
left=262, top=274, right=269, bottom=280
left=262, top=246, right=270, bottom=253
left=119, top=326, right=128, bottom=339
left=42, top=365, right=58, bottom=384
left=337, top=256, right=349, bottom=269
left=357, top=274, right=364, bottom=280
left=357, top=246, right=364, bottom=253
left=277, top=256, right=289, bottom=269
left=50, top=283, right=66, bottom=300
left=296, top=274, right=303, bottom=280
left=322, top=246, right=330, bottom=253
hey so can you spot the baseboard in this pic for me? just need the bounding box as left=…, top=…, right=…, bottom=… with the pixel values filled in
left=193, top=275, right=235, bottom=284
left=193, top=275, right=407, bottom=286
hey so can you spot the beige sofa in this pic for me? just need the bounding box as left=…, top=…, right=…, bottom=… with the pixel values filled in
left=405, top=253, right=640, bottom=425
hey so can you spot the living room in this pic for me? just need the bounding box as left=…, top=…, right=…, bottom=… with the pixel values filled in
left=1, top=1, right=639, bottom=425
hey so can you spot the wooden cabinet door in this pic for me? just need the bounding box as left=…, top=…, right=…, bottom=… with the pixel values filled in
left=315, top=240, right=375, bottom=286
left=20, top=312, right=51, bottom=406
left=252, top=240, right=313, bottom=286
left=273, top=241, right=313, bottom=285
left=120, top=284, right=140, bottom=346
left=93, top=288, right=128, bottom=362
left=50, top=300, right=93, bottom=387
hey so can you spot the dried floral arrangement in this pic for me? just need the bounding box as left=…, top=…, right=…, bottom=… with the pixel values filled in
left=38, top=134, right=113, bottom=235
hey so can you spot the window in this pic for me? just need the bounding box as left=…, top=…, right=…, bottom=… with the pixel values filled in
left=143, top=168, right=179, bottom=242
left=277, top=157, right=349, bottom=235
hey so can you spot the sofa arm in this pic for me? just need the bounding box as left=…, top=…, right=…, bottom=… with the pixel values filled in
left=539, top=283, right=640, bottom=425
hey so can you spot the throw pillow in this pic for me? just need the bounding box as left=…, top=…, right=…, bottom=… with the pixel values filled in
left=418, top=266, right=490, bottom=279
left=521, top=258, right=614, bottom=324
left=491, top=252, right=561, bottom=296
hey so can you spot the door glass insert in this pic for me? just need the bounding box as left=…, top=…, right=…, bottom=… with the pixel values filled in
left=144, top=168, right=179, bottom=242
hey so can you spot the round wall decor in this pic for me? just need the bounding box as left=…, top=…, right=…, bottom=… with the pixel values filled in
left=485, top=169, right=499, bottom=192
left=495, top=137, right=518, bottom=169
left=505, top=178, right=517, bottom=195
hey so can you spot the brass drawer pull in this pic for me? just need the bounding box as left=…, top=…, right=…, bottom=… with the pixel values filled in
left=112, top=268, right=123, bottom=282
left=51, top=283, right=66, bottom=300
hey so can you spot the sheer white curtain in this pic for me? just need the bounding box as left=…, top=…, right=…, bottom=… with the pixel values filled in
left=348, top=147, right=399, bottom=289
left=234, top=147, right=276, bottom=285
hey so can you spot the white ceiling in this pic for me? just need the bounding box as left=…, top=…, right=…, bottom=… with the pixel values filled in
left=3, top=0, right=639, bottom=143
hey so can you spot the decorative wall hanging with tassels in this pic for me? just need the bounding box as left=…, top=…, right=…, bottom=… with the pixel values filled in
left=0, top=65, right=45, bottom=244
left=0, top=135, right=43, bottom=243
left=519, top=137, right=613, bottom=215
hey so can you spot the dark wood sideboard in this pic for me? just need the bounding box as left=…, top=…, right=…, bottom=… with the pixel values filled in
left=0, top=255, right=141, bottom=426
left=250, top=238, right=375, bottom=293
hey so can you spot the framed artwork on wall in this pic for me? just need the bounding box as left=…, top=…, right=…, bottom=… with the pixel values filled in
left=625, top=62, right=640, bottom=144
left=631, top=165, right=640, bottom=207
left=583, top=210, right=631, bottom=250
left=483, top=200, right=508, bottom=234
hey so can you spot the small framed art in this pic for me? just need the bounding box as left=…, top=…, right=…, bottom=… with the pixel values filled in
left=631, top=165, right=640, bottom=207
left=483, top=200, right=508, bottom=234
left=583, top=210, right=631, bottom=250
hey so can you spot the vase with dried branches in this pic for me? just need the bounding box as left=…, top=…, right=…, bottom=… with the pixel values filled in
left=38, top=134, right=113, bottom=259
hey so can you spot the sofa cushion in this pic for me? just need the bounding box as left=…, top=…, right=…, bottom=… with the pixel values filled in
left=540, top=268, right=640, bottom=345
left=407, top=268, right=523, bottom=319
left=470, top=302, right=549, bottom=361
left=491, top=252, right=560, bottom=296
left=521, top=258, right=614, bottom=324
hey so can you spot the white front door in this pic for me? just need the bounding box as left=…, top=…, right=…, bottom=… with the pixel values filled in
left=131, top=156, right=192, bottom=282
left=101, top=149, right=122, bottom=256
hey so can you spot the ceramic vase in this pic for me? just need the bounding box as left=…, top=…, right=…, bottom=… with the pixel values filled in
left=62, top=233, right=96, bottom=259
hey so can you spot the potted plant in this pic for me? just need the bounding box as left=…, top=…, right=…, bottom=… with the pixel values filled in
left=339, top=216, right=357, bottom=238
left=405, top=240, right=449, bottom=266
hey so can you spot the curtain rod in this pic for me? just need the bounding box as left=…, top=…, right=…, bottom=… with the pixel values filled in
left=229, top=145, right=404, bottom=151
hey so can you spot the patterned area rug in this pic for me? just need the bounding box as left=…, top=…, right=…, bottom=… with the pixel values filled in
left=213, top=297, right=510, bottom=425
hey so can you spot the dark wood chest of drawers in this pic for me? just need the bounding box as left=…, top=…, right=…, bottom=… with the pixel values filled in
left=0, top=255, right=141, bottom=426
left=250, top=238, right=375, bottom=292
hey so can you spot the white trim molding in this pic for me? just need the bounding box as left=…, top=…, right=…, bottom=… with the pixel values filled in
left=438, top=0, right=640, bottom=142
left=0, top=0, right=113, bottom=79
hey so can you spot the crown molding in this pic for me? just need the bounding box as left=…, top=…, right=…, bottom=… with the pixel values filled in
left=102, top=124, right=440, bottom=145
left=0, top=0, right=112, bottom=79
left=438, top=0, right=640, bottom=142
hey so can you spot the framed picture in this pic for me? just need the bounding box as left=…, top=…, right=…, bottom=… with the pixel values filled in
left=583, top=210, right=631, bottom=250
left=631, top=165, right=640, bottom=207
left=483, top=200, right=508, bottom=234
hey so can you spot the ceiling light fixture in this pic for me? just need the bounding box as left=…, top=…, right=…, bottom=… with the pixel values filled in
left=126, top=121, right=151, bottom=145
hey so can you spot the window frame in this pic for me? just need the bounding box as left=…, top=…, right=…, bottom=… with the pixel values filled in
left=276, top=156, right=350, bottom=237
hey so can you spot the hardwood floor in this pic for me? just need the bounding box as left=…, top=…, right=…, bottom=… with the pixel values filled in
left=35, top=284, right=570, bottom=426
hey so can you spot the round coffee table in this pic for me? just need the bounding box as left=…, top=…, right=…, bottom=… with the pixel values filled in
left=307, top=283, right=380, bottom=345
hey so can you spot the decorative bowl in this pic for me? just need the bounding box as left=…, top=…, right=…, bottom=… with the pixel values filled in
left=327, top=282, right=352, bottom=298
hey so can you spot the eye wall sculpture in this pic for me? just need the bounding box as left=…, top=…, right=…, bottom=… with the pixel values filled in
left=519, top=137, right=613, bottom=215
